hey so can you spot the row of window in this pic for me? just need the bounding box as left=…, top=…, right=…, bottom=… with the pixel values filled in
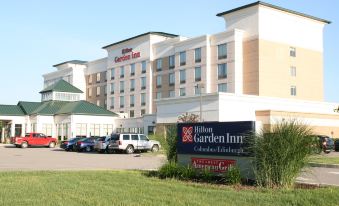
left=89, top=72, right=107, bottom=84
left=111, top=61, right=147, bottom=79
left=111, top=93, right=146, bottom=109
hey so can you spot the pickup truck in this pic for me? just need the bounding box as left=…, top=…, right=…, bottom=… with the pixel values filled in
left=11, top=133, right=58, bottom=148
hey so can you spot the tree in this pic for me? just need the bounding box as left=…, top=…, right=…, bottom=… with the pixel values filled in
left=334, top=106, right=339, bottom=113
left=177, top=112, right=199, bottom=123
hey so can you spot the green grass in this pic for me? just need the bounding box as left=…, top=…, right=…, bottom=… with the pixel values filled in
left=310, top=155, right=339, bottom=165
left=0, top=170, right=338, bottom=206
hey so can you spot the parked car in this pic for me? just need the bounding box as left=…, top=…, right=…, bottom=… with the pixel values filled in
left=334, top=139, right=339, bottom=152
left=10, top=132, right=57, bottom=148
left=94, top=136, right=112, bottom=153
left=107, top=133, right=161, bottom=154
left=75, top=137, right=98, bottom=152
left=60, top=137, right=86, bottom=151
left=318, top=135, right=334, bottom=153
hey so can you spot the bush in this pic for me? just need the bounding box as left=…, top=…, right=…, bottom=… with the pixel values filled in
left=158, top=161, right=181, bottom=179
left=166, top=125, right=178, bottom=162
left=250, top=120, right=317, bottom=188
left=223, top=166, right=241, bottom=185
left=180, top=165, right=198, bottom=180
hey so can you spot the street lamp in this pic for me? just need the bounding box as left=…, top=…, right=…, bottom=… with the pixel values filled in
left=195, top=83, right=205, bottom=122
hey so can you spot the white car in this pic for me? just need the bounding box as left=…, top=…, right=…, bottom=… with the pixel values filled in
left=108, top=133, right=161, bottom=154
left=94, top=136, right=111, bottom=153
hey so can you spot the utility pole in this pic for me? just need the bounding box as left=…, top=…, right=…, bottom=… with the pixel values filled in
left=195, top=83, right=205, bottom=122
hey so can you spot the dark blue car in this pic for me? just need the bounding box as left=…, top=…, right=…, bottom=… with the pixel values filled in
left=60, top=137, right=86, bottom=151
left=75, top=137, right=98, bottom=152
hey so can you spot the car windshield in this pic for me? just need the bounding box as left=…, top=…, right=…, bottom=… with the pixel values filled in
left=69, top=138, right=80, bottom=143
left=97, top=137, right=106, bottom=141
left=326, top=138, right=334, bottom=145
left=111, top=134, right=119, bottom=141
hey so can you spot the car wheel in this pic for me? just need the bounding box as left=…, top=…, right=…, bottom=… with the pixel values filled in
left=126, top=145, right=134, bottom=154
left=21, top=142, right=28, bottom=149
left=49, top=142, right=56, bottom=148
left=151, top=145, right=159, bottom=153
left=85, top=146, right=91, bottom=152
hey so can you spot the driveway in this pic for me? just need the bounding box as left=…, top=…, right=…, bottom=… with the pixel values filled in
left=0, top=144, right=166, bottom=171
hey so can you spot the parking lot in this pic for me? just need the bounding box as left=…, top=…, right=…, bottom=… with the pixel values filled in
left=0, top=144, right=166, bottom=171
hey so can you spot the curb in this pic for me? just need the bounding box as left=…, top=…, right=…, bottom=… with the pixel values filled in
left=308, top=162, right=339, bottom=168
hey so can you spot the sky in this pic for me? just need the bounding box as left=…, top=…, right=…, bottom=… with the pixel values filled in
left=0, top=0, right=338, bottom=104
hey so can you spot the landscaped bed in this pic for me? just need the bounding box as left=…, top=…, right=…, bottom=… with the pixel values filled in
left=0, top=170, right=338, bottom=206
left=310, top=154, right=339, bottom=165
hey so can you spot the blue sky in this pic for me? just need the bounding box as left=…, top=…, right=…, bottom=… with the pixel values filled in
left=0, top=0, right=338, bottom=104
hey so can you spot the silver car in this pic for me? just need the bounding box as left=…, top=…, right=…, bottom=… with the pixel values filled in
left=94, top=136, right=111, bottom=153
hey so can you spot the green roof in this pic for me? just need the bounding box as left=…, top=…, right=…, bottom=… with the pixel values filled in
left=40, top=80, right=83, bottom=94
left=0, top=105, right=25, bottom=116
left=18, top=101, right=42, bottom=115
left=31, top=101, right=68, bottom=115
left=56, top=101, right=118, bottom=116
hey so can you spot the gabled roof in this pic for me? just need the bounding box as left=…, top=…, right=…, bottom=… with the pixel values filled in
left=17, top=101, right=42, bottom=115
left=216, top=1, right=331, bottom=24
left=31, top=101, right=68, bottom=115
left=40, top=79, right=83, bottom=94
left=102, top=32, right=179, bottom=49
left=53, top=60, right=87, bottom=67
left=0, top=105, right=25, bottom=116
left=56, top=101, right=118, bottom=116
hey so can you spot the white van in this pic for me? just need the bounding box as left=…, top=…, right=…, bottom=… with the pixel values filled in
left=108, top=133, right=161, bottom=154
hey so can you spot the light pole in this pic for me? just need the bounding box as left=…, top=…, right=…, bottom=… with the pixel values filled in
left=195, top=83, right=205, bottom=122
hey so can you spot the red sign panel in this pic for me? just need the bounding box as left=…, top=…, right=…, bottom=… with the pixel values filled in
left=191, top=158, right=236, bottom=172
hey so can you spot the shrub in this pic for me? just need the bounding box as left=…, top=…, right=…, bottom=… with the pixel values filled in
left=158, top=161, right=181, bottom=179
left=166, top=125, right=178, bottom=162
left=250, top=120, right=317, bottom=188
left=199, top=168, right=214, bottom=182
left=223, top=166, right=241, bottom=185
left=180, top=165, right=198, bottom=180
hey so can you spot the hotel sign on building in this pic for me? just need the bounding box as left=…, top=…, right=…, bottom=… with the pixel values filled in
left=114, top=48, right=141, bottom=63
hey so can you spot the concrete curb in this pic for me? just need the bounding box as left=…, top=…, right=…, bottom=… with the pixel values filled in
left=309, top=162, right=339, bottom=168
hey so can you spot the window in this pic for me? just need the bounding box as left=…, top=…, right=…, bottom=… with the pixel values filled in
left=195, top=86, right=201, bottom=95
left=123, top=135, right=130, bottom=140
left=290, top=66, right=296, bottom=77
left=169, top=55, right=175, bottom=69
left=120, top=96, right=125, bottom=108
left=156, top=75, right=162, bottom=88
left=169, top=90, right=175, bottom=97
left=218, top=63, right=227, bottom=79
left=111, top=68, right=115, bottom=79
left=96, top=100, right=100, bottom=106
left=180, top=88, right=186, bottom=96
left=130, top=79, right=135, bottom=91
left=290, top=86, right=297, bottom=96
left=120, top=81, right=124, bottom=93
left=96, top=73, right=101, bottom=83
left=110, top=83, right=114, bottom=94
left=76, top=123, right=87, bottom=136
left=120, top=66, right=124, bottom=78
left=102, top=124, right=113, bottom=136
left=169, top=73, right=175, bottom=86
left=130, top=110, right=135, bottom=118
left=88, top=88, right=92, bottom=97
left=110, top=97, right=114, bottom=109
left=141, top=61, right=146, bottom=73
left=130, top=63, right=135, bottom=76
left=195, top=48, right=201, bottom=63
left=195, top=66, right=201, bottom=82
left=88, top=75, right=92, bottom=84
left=141, top=109, right=146, bottom=116
left=156, top=59, right=162, bottom=71
left=104, top=71, right=107, bottom=81
left=141, top=93, right=146, bottom=106
left=96, top=87, right=100, bottom=96
left=141, top=77, right=146, bottom=89
left=156, top=92, right=162, bottom=99
left=104, top=99, right=107, bottom=108
left=180, top=69, right=186, bottom=84
left=218, top=83, right=227, bottom=92
left=104, top=85, right=107, bottom=95
left=89, top=124, right=100, bottom=136
left=180, top=51, right=186, bottom=66
left=290, top=47, right=296, bottom=57
left=218, top=43, right=227, bottom=59
left=130, top=95, right=135, bottom=107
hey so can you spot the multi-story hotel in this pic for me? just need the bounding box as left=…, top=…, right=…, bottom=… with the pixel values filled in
left=1, top=1, right=339, bottom=139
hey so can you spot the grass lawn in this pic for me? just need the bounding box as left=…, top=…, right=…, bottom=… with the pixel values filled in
left=0, top=171, right=338, bottom=206
left=309, top=154, right=339, bottom=165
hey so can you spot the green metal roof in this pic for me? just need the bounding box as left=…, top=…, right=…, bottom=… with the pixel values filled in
left=31, top=101, right=68, bottom=115
left=40, top=79, right=83, bottom=94
left=0, top=105, right=25, bottom=116
left=56, top=101, right=118, bottom=116
left=17, top=101, right=42, bottom=115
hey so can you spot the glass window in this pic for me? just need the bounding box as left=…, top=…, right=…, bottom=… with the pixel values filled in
left=96, top=73, right=101, bottom=82
left=180, top=51, right=186, bottom=66
left=123, top=135, right=130, bottom=140
left=218, top=63, right=227, bottom=79
left=195, top=48, right=201, bottom=63
left=120, top=81, right=124, bottom=93
left=120, top=66, right=124, bottom=78
left=110, top=97, right=114, bottom=109
left=195, top=67, right=201, bottom=82
left=96, top=87, right=100, bottom=96
left=218, top=44, right=227, bottom=59
left=180, top=88, right=186, bottom=96
left=139, top=135, right=148, bottom=141
left=169, top=73, right=175, bottom=85
left=156, top=92, right=162, bottom=99
left=195, top=86, right=201, bottom=95
left=141, top=61, right=146, bottom=73
left=131, top=134, right=138, bottom=140
left=110, top=83, right=114, bottom=94
left=130, top=79, right=135, bottom=91
left=156, top=59, right=162, bottom=71
left=111, top=68, right=115, bottom=79
left=290, top=47, right=296, bottom=57
left=130, top=95, right=135, bottom=107
left=76, top=123, right=87, bottom=136
left=180, top=69, right=186, bottom=84
left=156, top=75, right=162, bottom=87
left=141, top=109, right=146, bottom=116
left=130, top=111, right=135, bottom=118
left=169, top=55, right=175, bottom=69
left=96, top=100, right=100, bottom=106
left=141, top=77, right=146, bottom=89
left=290, top=86, right=297, bottom=96
left=120, top=96, right=125, bottom=108
left=130, top=63, right=135, bottom=76
left=290, top=66, right=296, bottom=77
left=141, top=93, right=146, bottom=106
left=88, top=75, right=92, bottom=84
left=218, top=83, right=227, bottom=92
left=169, top=90, right=175, bottom=97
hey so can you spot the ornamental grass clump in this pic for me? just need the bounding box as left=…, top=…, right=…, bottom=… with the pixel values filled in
left=251, top=120, right=317, bottom=188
